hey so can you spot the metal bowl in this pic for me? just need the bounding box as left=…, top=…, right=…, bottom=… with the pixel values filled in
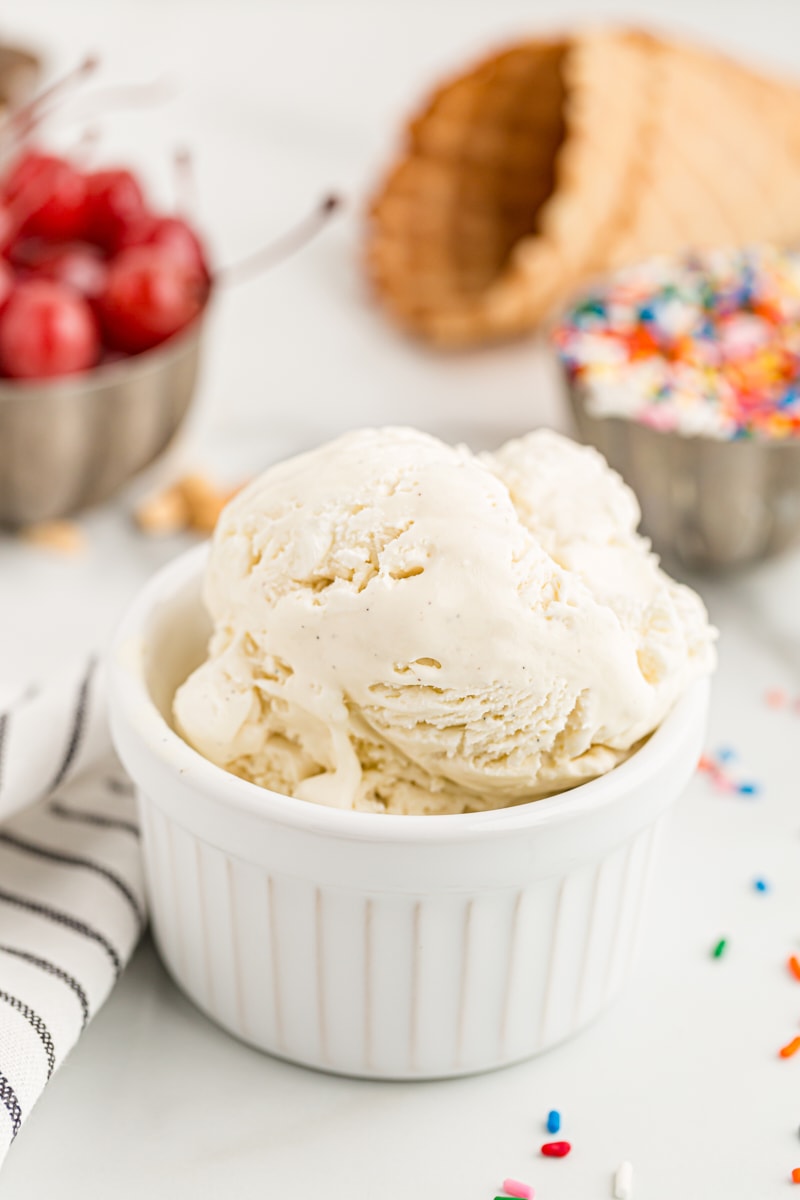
left=567, top=381, right=800, bottom=571
left=0, top=318, right=205, bottom=527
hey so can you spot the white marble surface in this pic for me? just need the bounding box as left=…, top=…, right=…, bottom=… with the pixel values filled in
left=2, top=0, right=800, bottom=1196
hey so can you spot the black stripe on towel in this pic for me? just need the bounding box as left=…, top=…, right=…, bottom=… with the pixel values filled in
left=0, top=1070, right=21, bottom=1139
left=0, top=831, right=144, bottom=929
left=0, top=945, right=89, bottom=1028
left=49, top=658, right=96, bottom=791
left=0, top=991, right=56, bottom=1079
left=0, top=888, right=121, bottom=979
left=48, top=800, right=139, bottom=839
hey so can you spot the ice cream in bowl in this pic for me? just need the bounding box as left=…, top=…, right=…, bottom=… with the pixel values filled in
left=108, top=427, right=715, bottom=1078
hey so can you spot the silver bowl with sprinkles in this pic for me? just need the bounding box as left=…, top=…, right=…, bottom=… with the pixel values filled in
left=553, top=245, right=800, bottom=570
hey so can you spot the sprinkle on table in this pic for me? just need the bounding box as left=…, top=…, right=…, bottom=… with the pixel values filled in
left=712, top=938, right=728, bottom=960
left=614, top=1160, right=634, bottom=1199
left=779, top=1037, right=800, bottom=1059
left=541, top=1141, right=571, bottom=1158
left=753, top=878, right=770, bottom=893
left=792, top=1167, right=800, bottom=1184
left=697, top=751, right=760, bottom=798
left=500, top=1179, right=533, bottom=1199
left=763, top=688, right=800, bottom=712
left=788, top=955, right=800, bottom=981
left=546, top=1110, right=561, bottom=1135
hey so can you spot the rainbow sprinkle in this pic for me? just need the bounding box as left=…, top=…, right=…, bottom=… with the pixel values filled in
left=780, top=1037, right=800, bottom=1060
left=712, top=938, right=728, bottom=960
left=553, top=246, right=800, bottom=440
left=763, top=687, right=800, bottom=713
left=541, top=1141, right=571, bottom=1158
left=614, top=1161, right=634, bottom=1199
left=698, top=750, right=760, bottom=797
left=500, top=1180, right=533, bottom=1199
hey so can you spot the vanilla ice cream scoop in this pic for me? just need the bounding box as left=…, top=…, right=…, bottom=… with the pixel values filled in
left=173, top=427, right=715, bottom=814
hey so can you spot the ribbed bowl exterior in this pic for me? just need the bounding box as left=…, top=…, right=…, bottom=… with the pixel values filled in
left=108, top=544, right=709, bottom=1080
left=137, top=793, right=665, bottom=1078
left=567, top=382, right=800, bottom=570
left=0, top=320, right=204, bottom=527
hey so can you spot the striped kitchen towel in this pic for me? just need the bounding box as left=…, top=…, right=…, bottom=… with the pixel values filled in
left=0, top=659, right=143, bottom=1167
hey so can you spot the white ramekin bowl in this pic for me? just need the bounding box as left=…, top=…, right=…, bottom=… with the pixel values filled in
left=108, top=544, right=709, bottom=1080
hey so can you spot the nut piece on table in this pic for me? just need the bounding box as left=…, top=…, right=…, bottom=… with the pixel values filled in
left=179, top=473, right=238, bottom=534
left=134, top=485, right=190, bottom=537
left=135, top=473, right=245, bottom=537
left=20, top=519, right=86, bottom=555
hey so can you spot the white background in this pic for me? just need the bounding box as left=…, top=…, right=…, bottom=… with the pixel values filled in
left=1, top=1, right=800, bottom=1196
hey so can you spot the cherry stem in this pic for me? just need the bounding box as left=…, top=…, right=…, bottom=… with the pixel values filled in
left=61, top=77, right=175, bottom=123
left=72, top=124, right=102, bottom=167
left=0, top=75, right=174, bottom=164
left=173, top=147, right=196, bottom=218
left=1, top=54, right=99, bottom=147
left=220, top=194, right=342, bottom=286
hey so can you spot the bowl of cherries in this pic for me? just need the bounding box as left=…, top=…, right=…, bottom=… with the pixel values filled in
left=0, top=145, right=211, bottom=526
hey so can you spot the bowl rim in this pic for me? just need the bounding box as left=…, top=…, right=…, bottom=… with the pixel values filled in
left=108, top=542, right=710, bottom=843
left=0, top=300, right=209, bottom=401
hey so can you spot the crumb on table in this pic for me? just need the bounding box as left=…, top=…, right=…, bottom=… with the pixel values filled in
left=135, top=473, right=246, bottom=537
left=134, top=484, right=190, bottom=536
left=20, top=519, right=86, bottom=555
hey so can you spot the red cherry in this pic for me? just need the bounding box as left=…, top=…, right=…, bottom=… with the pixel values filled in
left=98, top=245, right=207, bottom=354
left=117, top=214, right=208, bottom=279
left=6, top=237, right=41, bottom=269
left=0, top=204, right=18, bottom=253
left=0, top=260, right=14, bottom=310
left=3, top=151, right=87, bottom=240
left=9, top=238, right=107, bottom=299
left=0, top=279, right=100, bottom=378
left=83, top=169, right=146, bottom=250
left=44, top=244, right=108, bottom=300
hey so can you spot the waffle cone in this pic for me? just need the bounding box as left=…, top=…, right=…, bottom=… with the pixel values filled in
left=367, top=30, right=800, bottom=345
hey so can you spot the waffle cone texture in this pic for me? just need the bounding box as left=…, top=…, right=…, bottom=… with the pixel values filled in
left=366, top=29, right=800, bottom=346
